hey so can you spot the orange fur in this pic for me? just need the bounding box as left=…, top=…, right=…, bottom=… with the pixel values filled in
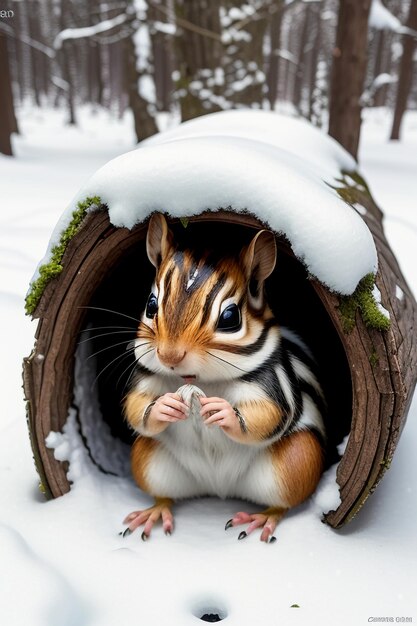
left=124, top=390, right=163, bottom=434
left=131, top=436, right=160, bottom=494
left=270, top=430, right=324, bottom=507
left=222, top=398, right=283, bottom=443
left=139, top=250, right=250, bottom=352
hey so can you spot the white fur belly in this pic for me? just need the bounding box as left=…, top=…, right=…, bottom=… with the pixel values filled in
left=142, top=382, right=284, bottom=506
left=156, top=409, right=257, bottom=499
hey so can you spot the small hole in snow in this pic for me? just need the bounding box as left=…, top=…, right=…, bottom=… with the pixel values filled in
left=191, top=600, right=228, bottom=622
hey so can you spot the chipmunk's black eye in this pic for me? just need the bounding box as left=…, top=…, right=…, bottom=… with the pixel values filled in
left=217, top=304, right=241, bottom=333
left=146, top=293, right=158, bottom=319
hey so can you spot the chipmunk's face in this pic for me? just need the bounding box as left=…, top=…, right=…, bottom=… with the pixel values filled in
left=135, top=214, right=279, bottom=383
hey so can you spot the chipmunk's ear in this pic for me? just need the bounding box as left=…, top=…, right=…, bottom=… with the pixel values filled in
left=243, top=230, right=277, bottom=300
left=146, top=213, right=174, bottom=268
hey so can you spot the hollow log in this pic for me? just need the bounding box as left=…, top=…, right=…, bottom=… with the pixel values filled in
left=23, top=185, right=417, bottom=528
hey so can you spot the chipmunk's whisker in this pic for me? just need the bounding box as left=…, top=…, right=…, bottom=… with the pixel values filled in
left=120, top=361, right=142, bottom=395
left=78, top=306, right=140, bottom=325
left=92, top=346, right=138, bottom=388
left=135, top=347, right=155, bottom=363
left=205, top=350, right=249, bottom=374
left=86, top=339, right=146, bottom=361
left=79, top=324, right=137, bottom=333
left=78, top=330, right=138, bottom=346
left=116, top=346, right=156, bottom=393
left=116, top=358, right=137, bottom=392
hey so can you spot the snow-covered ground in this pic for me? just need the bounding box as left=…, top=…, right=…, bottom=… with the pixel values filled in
left=0, top=105, right=416, bottom=626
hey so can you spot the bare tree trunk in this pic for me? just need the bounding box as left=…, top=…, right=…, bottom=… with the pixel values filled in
left=282, top=11, right=298, bottom=103
left=328, top=0, right=372, bottom=160
left=59, top=1, right=77, bottom=125
left=266, top=1, right=283, bottom=109
left=390, top=0, right=417, bottom=140
left=60, top=44, right=77, bottom=125
left=223, top=1, right=269, bottom=108
left=0, top=33, right=16, bottom=156
left=372, top=30, right=387, bottom=107
left=148, top=2, right=174, bottom=112
left=17, top=0, right=35, bottom=102
left=292, top=4, right=311, bottom=111
left=174, top=0, right=223, bottom=121
left=28, top=0, right=47, bottom=104
left=308, top=6, right=322, bottom=120
left=124, top=34, right=158, bottom=141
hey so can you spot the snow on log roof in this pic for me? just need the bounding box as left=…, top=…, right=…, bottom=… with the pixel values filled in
left=40, top=110, right=378, bottom=296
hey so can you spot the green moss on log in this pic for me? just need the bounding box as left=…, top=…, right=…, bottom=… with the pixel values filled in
left=369, top=350, right=379, bottom=368
left=332, top=170, right=372, bottom=206
left=343, top=170, right=370, bottom=194
left=339, top=273, right=391, bottom=333
left=380, top=458, right=392, bottom=470
left=25, top=196, right=101, bottom=315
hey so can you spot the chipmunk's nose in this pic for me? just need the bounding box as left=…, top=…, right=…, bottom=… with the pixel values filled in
left=157, top=347, right=187, bottom=368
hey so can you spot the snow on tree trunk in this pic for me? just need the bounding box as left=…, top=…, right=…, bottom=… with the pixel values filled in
left=128, top=2, right=158, bottom=140
left=390, top=0, right=417, bottom=141
left=125, top=32, right=158, bottom=142
left=328, top=0, right=373, bottom=161
left=222, top=1, right=269, bottom=109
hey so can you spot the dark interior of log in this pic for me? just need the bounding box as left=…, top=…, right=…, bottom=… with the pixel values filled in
left=79, top=219, right=352, bottom=471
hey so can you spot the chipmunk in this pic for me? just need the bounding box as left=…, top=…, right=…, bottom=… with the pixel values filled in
left=122, top=213, right=326, bottom=543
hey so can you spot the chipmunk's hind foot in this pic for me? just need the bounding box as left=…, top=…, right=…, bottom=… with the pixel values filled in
left=225, top=507, right=287, bottom=543
left=120, top=497, right=174, bottom=540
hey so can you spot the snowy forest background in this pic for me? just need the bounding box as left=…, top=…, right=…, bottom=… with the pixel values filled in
left=1, top=0, right=417, bottom=159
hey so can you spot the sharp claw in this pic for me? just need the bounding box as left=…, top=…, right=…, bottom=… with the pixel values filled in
left=225, top=519, right=233, bottom=531
left=269, top=536, right=277, bottom=544
left=119, top=528, right=132, bottom=538
left=141, top=531, right=149, bottom=541
left=238, top=531, right=247, bottom=541
left=165, top=530, right=172, bottom=537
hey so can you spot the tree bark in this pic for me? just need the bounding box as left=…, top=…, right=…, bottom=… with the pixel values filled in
left=372, top=30, right=388, bottom=108
left=390, top=0, right=417, bottom=140
left=328, top=0, right=372, bottom=161
left=124, top=34, right=158, bottom=142
left=292, top=4, right=311, bottom=112
left=0, top=33, right=16, bottom=156
left=308, top=6, right=323, bottom=122
left=266, top=1, right=283, bottom=109
left=28, top=0, right=46, bottom=105
left=148, top=2, right=174, bottom=112
left=223, top=0, right=269, bottom=108
left=59, top=1, right=77, bottom=125
left=60, top=43, right=77, bottom=125
left=174, top=0, right=223, bottom=121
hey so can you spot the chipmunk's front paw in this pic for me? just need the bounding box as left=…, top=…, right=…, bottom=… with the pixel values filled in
left=225, top=508, right=287, bottom=543
left=120, top=497, right=174, bottom=541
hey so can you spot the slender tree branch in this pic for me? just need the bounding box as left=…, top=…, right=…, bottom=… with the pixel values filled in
left=0, top=21, right=55, bottom=58
left=53, top=13, right=130, bottom=49
left=148, top=0, right=222, bottom=41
